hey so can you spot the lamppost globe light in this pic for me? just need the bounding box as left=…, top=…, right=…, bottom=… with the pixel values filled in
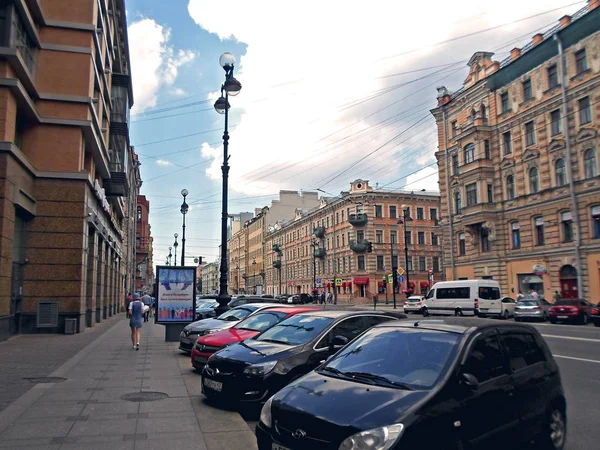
left=401, top=204, right=409, bottom=211
left=174, top=233, right=178, bottom=238
left=223, top=77, right=242, bottom=96
left=169, top=246, right=172, bottom=251
left=214, top=96, right=229, bottom=114
left=181, top=189, right=188, bottom=197
left=219, top=52, right=236, bottom=69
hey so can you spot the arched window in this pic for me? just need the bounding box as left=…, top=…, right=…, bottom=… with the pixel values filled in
left=481, top=104, right=487, bottom=120
left=455, top=191, right=462, bottom=213
left=136, top=206, right=142, bottom=222
left=555, top=159, right=566, bottom=186
left=464, top=143, right=475, bottom=164
left=506, top=175, right=515, bottom=200
left=529, top=167, right=539, bottom=194
left=471, top=109, right=477, bottom=121
left=584, top=148, right=597, bottom=179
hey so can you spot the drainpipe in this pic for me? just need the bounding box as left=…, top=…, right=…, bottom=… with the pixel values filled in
left=555, top=34, right=584, bottom=299
left=442, top=107, right=456, bottom=280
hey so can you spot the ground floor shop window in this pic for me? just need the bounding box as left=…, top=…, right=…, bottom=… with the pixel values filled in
left=517, top=274, right=544, bottom=299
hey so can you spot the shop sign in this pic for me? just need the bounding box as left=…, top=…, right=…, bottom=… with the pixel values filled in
left=535, top=217, right=544, bottom=226
left=532, top=264, right=547, bottom=276
left=93, top=180, right=111, bottom=215
left=561, top=211, right=572, bottom=222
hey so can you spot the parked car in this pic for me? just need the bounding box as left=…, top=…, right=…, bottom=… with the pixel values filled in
left=256, top=318, right=567, bottom=450
left=195, top=299, right=219, bottom=320
left=276, top=295, right=290, bottom=304
left=500, top=297, right=517, bottom=319
left=179, top=304, right=285, bottom=353
left=549, top=299, right=593, bottom=324
left=404, top=295, right=425, bottom=314
left=283, top=293, right=314, bottom=304
left=201, top=310, right=405, bottom=403
left=423, top=279, right=504, bottom=317
left=591, top=303, right=600, bottom=327
left=191, top=306, right=318, bottom=370
left=228, top=296, right=280, bottom=308
left=514, top=298, right=551, bottom=322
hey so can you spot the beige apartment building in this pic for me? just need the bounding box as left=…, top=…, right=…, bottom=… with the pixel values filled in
left=263, top=180, right=443, bottom=302
left=0, top=0, right=137, bottom=339
left=431, top=0, right=600, bottom=301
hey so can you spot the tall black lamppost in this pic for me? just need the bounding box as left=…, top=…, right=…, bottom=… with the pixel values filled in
left=214, top=52, right=242, bottom=305
left=252, top=258, right=257, bottom=294
left=168, top=246, right=172, bottom=266
left=310, top=238, right=319, bottom=296
left=235, top=265, right=239, bottom=294
left=180, top=189, right=189, bottom=266
left=398, top=205, right=413, bottom=297
left=173, top=233, right=179, bottom=267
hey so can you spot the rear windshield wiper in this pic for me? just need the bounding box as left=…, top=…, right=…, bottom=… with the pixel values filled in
left=342, top=371, right=414, bottom=390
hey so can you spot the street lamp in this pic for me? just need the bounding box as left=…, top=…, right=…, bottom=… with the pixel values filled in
left=168, top=247, right=172, bottom=266
left=173, top=233, right=179, bottom=267
left=235, top=265, right=240, bottom=293
left=310, top=239, right=319, bottom=297
left=180, top=189, right=189, bottom=266
left=398, top=205, right=413, bottom=297
left=252, top=258, right=257, bottom=294
left=215, top=52, right=242, bottom=306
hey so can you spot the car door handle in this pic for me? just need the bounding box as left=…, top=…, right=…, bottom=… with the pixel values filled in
left=504, top=387, right=515, bottom=397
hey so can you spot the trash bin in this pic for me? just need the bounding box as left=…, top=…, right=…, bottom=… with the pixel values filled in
left=64, top=318, right=77, bottom=335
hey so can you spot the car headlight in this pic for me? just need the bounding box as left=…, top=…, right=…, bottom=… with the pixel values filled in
left=339, top=424, right=405, bottom=450
left=201, top=329, right=219, bottom=336
left=243, top=360, right=278, bottom=377
left=259, top=396, right=273, bottom=428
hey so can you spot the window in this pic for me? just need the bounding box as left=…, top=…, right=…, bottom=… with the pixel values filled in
left=464, top=143, right=475, bottom=164
left=418, top=231, right=425, bottom=245
left=404, top=231, right=412, bottom=245
left=452, top=154, right=459, bottom=175
left=463, top=335, right=507, bottom=383
left=431, top=233, right=439, bottom=246
left=487, top=184, right=493, bottom=203
left=525, top=121, right=535, bottom=147
left=503, top=131, right=512, bottom=155
left=336, top=212, right=339, bottom=224
left=592, top=206, right=600, bottom=238
left=555, top=159, right=566, bottom=186
left=522, top=78, right=532, bottom=101
left=389, top=205, right=397, bottom=219
left=511, top=222, right=521, bottom=249
left=430, top=208, right=438, bottom=221
left=437, top=286, right=470, bottom=299
left=417, top=207, right=424, bottom=220
left=501, top=333, right=546, bottom=372
left=458, top=233, right=466, bottom=256
left=481, top=228, right=490, bottom=252
left=136, top=232, right=141, bottom=248
left=375, top=205, right=383, bottom=218
left=579, top=97, right=591, bottom=125
left=419, top=256, right=426, bottom=272
left=561, top=211, right=573, bottom=242
left=455, top=191, right=462, bottom=212
left=547, top=64, right=559, bottom=89
left=584, top=149, right=597, bottom=179
left=357, top=230, right=365, bottom=241
left=432, top=256, right=440, bottom=273
left=534, top=216, right=545, bottom=246
left=391, top=255, right=398, bottom=269
left=375, top=230, right=383, bottom=243
left=376, top=255, right=384, bottom=271
left=529, top=167, right=539, bottom=194
left=484, top=140, right=490, bottom=159
left=451, top=120, right=458, bottom=137
left=478, top=287, right=500, bottom=300
left=575, top=49, right=588, bottom=74
left=357, top=255, right=366, bottom=271
left=407, top=256, right=413, bottom=272
left=466, top=183, right=478, bottom=206
left=500, top=92, right=510, bottom=113
left=315, top=316, right=364, bottom=349
left=137, top=207, right=142, bottom=222
left=390, top=230, right=397, bottom=244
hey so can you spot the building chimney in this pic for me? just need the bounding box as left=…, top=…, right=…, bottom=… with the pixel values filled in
left=532, top=33, right=544, bottom=45
left=589, top=0, right=600, bottom=11
left=559, top=15, right=571, bottom=28
left=511, top=48, right=521, bottom=61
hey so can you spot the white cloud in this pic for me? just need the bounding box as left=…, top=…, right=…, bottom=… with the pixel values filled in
left=187, top=0, right=581, bottom=195
left=128, top=19, right=196, bottom=112
left=156, top=159, right=171, bottom=166
left=172, top=87, right=187, bottom=97
left=405, top=166, right=440, bottom=192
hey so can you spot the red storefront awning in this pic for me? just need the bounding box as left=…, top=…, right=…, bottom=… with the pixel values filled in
left=377, top=281, right=384, bottom=287
left=326, top=283, right=331, bottom=288
left=353, top=277, right=369, bottom=285
left=408, top=281, right=416, bottom=288
left=420, top=281, right=430, bottom=288
left=342, top=282, right=348, bottom=288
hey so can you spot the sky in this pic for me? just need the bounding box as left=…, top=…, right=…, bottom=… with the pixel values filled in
left=125, top=0, right=589, bottom=269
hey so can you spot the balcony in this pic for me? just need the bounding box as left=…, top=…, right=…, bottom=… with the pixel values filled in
left=104, top=140, right=129, bottom=197
left=458, top=158, right=495, bottom=178
left=350, top=240, right=370, bottom=253
left=313, top=226, right=325, bottom=239
left=349, top=213, right=368, bottom=227
left=459, top=203, right=498, bottom=226
left=272, top=260, right=281, bottom=269
left=110, top=79, right=131, bottom=135
left=314, top=248, right=326, bottom=259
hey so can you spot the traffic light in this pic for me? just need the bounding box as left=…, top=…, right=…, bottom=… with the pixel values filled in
left=367, top=242, right=373, bottom=253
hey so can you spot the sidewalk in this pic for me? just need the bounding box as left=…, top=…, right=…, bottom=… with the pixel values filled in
left=0, top=316, right=257, bottom=450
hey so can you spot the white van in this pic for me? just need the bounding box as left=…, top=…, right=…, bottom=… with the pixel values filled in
left=423, top=280, right=502, bottom=317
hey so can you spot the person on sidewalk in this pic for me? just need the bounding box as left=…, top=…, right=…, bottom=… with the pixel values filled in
left=142, top=292, right=152, bottom=322
left=129, top=293, right=149, bottom=350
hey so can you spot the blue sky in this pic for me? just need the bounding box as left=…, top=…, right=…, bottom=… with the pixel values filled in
left=125, top=0, right=588, bottom=269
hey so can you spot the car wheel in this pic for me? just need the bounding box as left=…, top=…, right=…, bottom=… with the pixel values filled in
left=422, top=308, right=430, bottom=317
left=536, top=407, right=566, bottom=450
left=515, top=317, right=522, bottom=322
left=550, top=318, right=557, bottom=324
left=582, top=314, right=588, bottom=325
left=503, top=309, right=509, bottom=320
left=542, top=313, right=548, bottom=322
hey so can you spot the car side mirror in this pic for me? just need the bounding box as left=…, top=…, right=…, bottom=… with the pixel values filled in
left=461, top=373, right=479, bottom=391
left=330, top=335, right=349, bottom=350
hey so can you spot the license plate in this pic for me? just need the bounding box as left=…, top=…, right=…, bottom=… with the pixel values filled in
left=272, top=444, right=291, bottom=450
left=194, top=356, right=207, bottom=364
left=480, top=308, right=489, bottom=311
left=557, top=315, right=568, bottom=319
left=204, top=378, right=222, bottom=392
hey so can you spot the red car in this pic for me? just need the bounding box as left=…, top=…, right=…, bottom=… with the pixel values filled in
left=591, top=303, right=600, bottom=327
left=191, top=306, right=318, bottom=370
left=549, top=299, right=593, bottom=325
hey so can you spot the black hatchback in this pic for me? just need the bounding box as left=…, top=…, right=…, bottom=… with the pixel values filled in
left=256, top=318, right=566, bottom=450
left=201, top=310, right=404, bottom=404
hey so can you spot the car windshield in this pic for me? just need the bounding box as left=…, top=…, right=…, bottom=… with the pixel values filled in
left=320, top=327, right=460, bottom=390
left=197, top=301, right=217, bottom=309
left=517, top=301, right=538, bottom=306
left=555, top=300, right=579, bottom=306
left=218, top=306, right=257, bottom=321
left=235, top=311, right=287, bottom=332
left=255, top=315, right=334, bottom=346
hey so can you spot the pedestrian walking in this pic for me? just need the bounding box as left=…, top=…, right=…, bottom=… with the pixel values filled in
left=125, top=292, right=133, bottom=318
left=327, top=292, right=333, bottom=304
left=129, top=293, right=149, bottom=350
left=517, top=291, right=524, bottom=301
left=553, top=290, right=562, bottom=302
left=320, top=292, right=325, bottom=305
left=142, top=292, right=152, bottom=322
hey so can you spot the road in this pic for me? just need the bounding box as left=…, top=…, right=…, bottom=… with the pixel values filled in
left=240, top=320, right=600, bottom=449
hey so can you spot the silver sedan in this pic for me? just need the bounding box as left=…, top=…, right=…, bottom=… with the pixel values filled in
left=514, top=299, right=551, bottom=322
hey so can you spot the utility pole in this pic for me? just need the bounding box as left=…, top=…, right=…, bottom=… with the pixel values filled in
left=391, top=241, right=397, bottom=309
